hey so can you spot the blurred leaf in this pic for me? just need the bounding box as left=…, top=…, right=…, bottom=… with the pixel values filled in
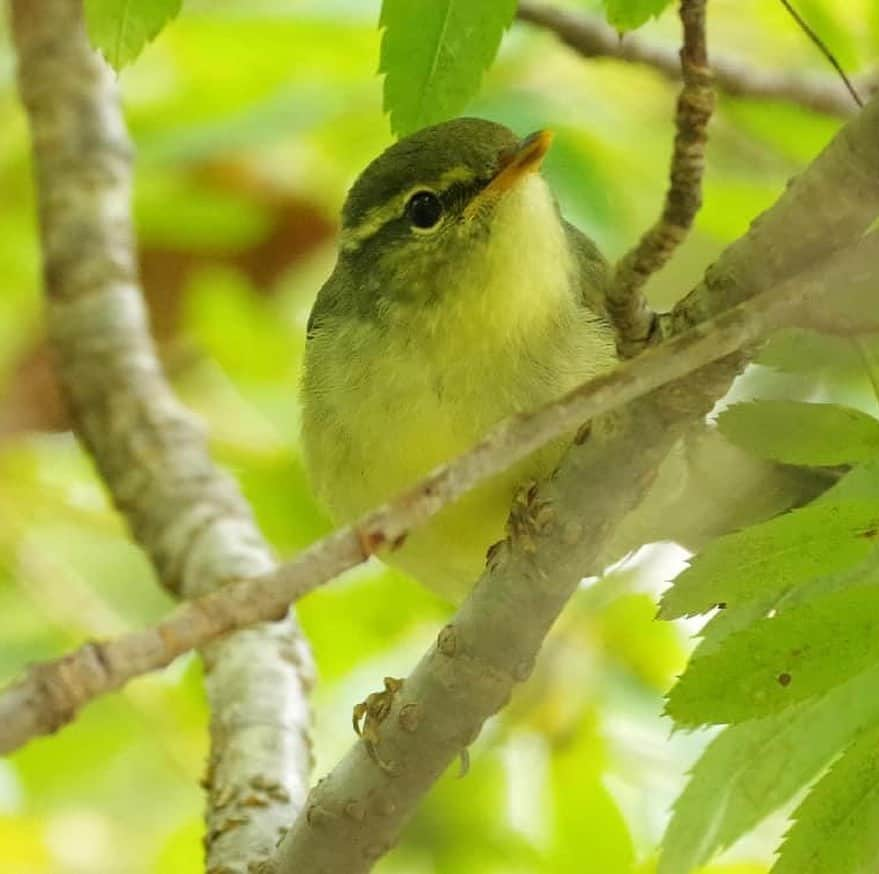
left=397, top=746, right=538, bottom=872
left=821, top=460, right=879, bottom=503
left=550, top=728, right=635, bottom=873
left=758, top=328, right=869, bottom=374
left=595, top=593, right=686, bottom=690
left=788, top=0, right=861, bottom=71
left=0, top=816, right=50, bottom=871
left=154, top=816, right=203, bottom=874
left=667, top=584, right=879, bottom=726
left=379, top=0, right=517, bottom=135
left=717, top=401, right=879, bottom=466
left=659, top=500, right=879, bottom=619
left=298, top=567, right=449, bottom=682
left=772, top=723, right=879, bottom=874
left=602, top=0, right=673, bottom=31
left=135, top=175, right=271, bottom=249
left=660, top=663, right=879, bottom=874
left=85, top=0, right=182, bottom=69
left=183, top=267, right=294, bottom=384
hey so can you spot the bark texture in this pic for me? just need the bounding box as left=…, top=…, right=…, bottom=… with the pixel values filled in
left=9, top=2, right=314, bottom=871
left=5, top=231, right=875, bottom=760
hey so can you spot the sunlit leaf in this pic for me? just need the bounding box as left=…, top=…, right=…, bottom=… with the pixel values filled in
left=602, top=0, right=673, bottom=31
left=660, top=664, right=879, bottom=874
left=666, top=584, right=879, bottom=726
left=717, top=401, right=879, bottom=466
left=659, top=500, right=879, bottom=619
left=379, top=0, right=517, bottom=135
left=772, top=723, right=879, bottom=874
left=84, top=0, right=182, bottom=70
left=549, top=728, right=635, bottom=873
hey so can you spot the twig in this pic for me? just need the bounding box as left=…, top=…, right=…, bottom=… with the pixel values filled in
left=607, top=0, right=714, bottom=355
left=259, top=84, right=879, bottom=871
left=9, top=1, right=313, bottom=870
left=778, top=0, right=863, bottom=108
left=261, top=248, right=879, bottom=873
left=516, top=2, right=870, bottom=118
left=3, top=231, right=878, bottom=760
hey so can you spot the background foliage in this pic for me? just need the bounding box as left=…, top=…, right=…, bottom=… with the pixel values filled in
left=1, top=1, right=878, bottom=872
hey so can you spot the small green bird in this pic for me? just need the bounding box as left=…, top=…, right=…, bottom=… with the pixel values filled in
left=302, top=117, right=618, bottom=599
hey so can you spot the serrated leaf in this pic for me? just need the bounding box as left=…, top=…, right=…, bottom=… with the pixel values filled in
left=85, top=0, right=182, bottom=70
left=772, top=723, right=879, bottom=874
left=660, top=664, right=879, bottom=874
left=717, top=401, right=879, bottom=467
left=695, top=596, right=775, bottom=657
left=379, top=0, right=517, bottom=135
left=659, top=500, right=879, bottom=620
left=667, top=584, right=879, bottom=727
left=603, top=0, right=673, bottom=31
left=818, top=460, right=879, bottom=504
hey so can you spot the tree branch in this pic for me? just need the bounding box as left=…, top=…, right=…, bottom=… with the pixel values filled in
left=6, top=3, right=879, bottom=870
left=8, top=1, right=313, bottom=870
left=516, top=1, right=870, bottom=118
left=3, top=229, right=875, bottom=753
left=3, top=75, right=878, bottom=761
left=609, top=0, right=714, bottom=355
left=260, top=91, right=879, bottom=872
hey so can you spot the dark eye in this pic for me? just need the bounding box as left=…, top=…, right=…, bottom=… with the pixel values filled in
left=406, top=191, right=443, bottom=230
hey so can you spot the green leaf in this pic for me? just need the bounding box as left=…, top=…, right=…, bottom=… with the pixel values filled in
left=818, top=460, right=879, bottom=504
left=550, top=728, right=635, bottom=873
left=667, top=584, right=879, bottom=727
left=379, top=0, right=517, bottom=135
left=602, top=0, right=673, bottom=31
left=772, top=723, right=879, bottom=874
left=85, top=0, right=182, bottom=70
left=717, top=401, right=879, bottom=466
left=660, top=664, right=879, bottom=874
left=659, top=500, right=879, bottom=620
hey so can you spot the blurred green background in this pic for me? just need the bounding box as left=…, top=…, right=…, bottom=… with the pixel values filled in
left=1, top=1, right=877, bottom=871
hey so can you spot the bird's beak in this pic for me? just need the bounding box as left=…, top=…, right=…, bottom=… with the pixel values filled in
left=465, top=129, right=554, bottom=217
left=487, top=129, right=554, bottom=195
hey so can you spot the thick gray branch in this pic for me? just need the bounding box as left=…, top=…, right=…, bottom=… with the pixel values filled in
left=261, top=91, right=879, bottom=872
left=8, top=1, right=314, bottom=870
left=517, top=2, right=870, bottom=118
left=4, top=232, right=876, bottom=761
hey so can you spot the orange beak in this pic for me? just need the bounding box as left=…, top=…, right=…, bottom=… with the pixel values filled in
left=484, top=129, right=554, bottom=196
left=464, top=129, right=553, bottom=219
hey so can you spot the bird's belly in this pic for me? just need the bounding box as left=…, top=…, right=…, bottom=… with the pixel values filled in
left=309, top=347, right=576, bottom=600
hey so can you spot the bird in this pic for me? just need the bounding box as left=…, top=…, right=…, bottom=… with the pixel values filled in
left=300, top=116, right=620, bottom=600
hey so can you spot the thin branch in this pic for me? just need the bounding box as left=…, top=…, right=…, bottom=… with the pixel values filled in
left=3, top=231, right=878, bottom=760
left=516, top=2, right=871, bottom=118
left=778, top=0, right=863, bottom=108
left=261, top=87, right=879, bottom=871
left=5, top=3, right=879, bottom=870
left=8, top=1, right=313, bottom=870
left=608, top=0, right=714, bottom=355
left=3, top=76, right=879, bottom=764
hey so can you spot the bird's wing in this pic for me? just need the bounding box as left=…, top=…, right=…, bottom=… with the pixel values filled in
left=563, top=220, right=613, bottom=319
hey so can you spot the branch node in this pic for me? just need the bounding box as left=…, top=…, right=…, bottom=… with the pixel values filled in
left=608, top=0, right=714, bottom=356
left=398, top=701, right=423, bottom=733
left=436, top=624, right=459, bottom=656
left=343, top=799, right=367, bottom=822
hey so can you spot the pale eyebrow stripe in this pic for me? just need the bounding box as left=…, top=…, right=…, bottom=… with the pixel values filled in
left=340, top=165, right=478, bottom=252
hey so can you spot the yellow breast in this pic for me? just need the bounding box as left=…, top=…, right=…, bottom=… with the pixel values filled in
left=302, top=176, right=616, bottom=599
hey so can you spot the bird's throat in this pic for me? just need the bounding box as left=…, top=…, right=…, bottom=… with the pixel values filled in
left=396, top=174, right=577, bottom=354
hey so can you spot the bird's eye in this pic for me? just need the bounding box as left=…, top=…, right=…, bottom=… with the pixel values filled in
left=405, top=191, right=443, bottom=230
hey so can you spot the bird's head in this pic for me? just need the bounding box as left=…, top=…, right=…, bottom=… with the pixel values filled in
left=337, top=117, right=562, bottom=308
